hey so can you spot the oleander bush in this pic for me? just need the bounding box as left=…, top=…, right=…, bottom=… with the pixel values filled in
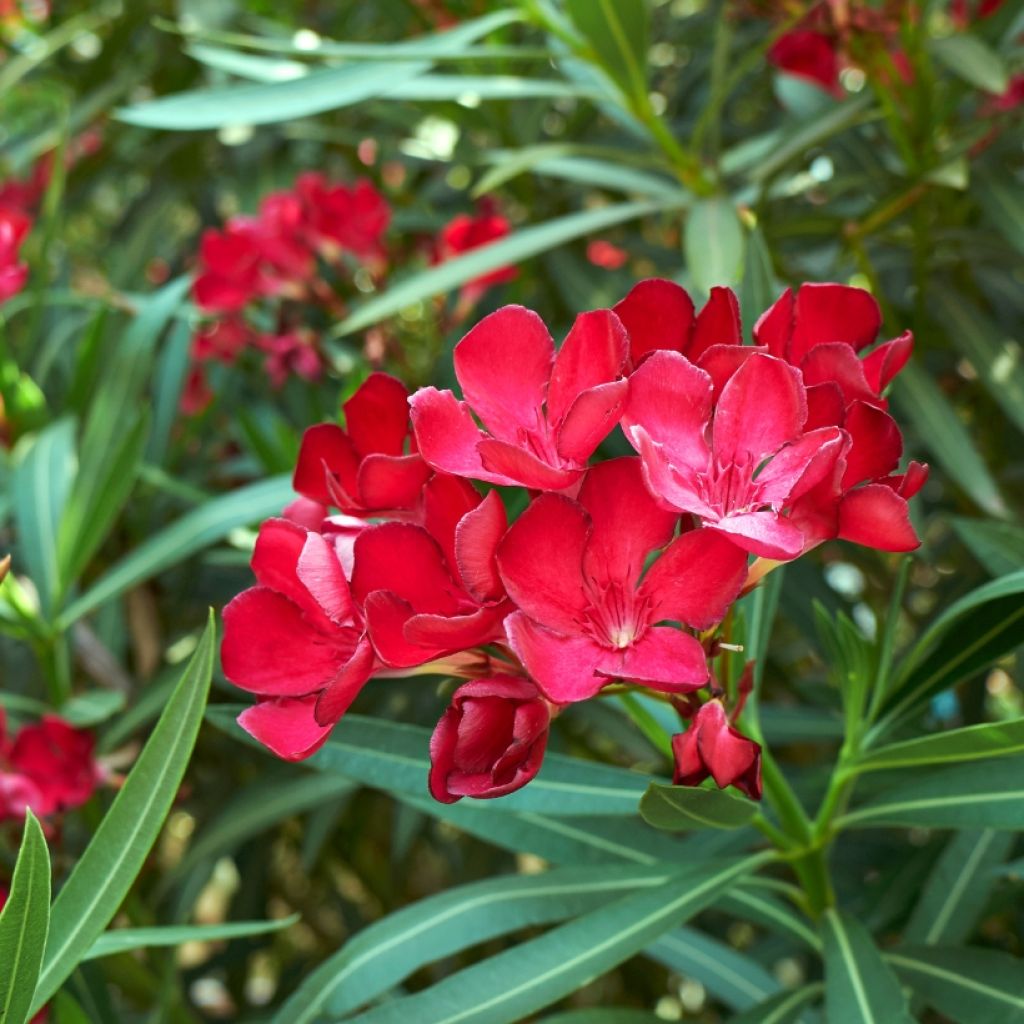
left=0, top=1, right=1022, bottom=1022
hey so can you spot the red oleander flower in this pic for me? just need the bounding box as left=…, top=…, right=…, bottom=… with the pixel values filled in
left=769, top=29, right=843, bottom=96
left=191, top=318, right=251, bottom=365
left=294, top=372, right=431, bottom=518
left=259, top=331, right=323, bottom=389
left=0, top=206, right=31, bottom=304
left=428, top=675, right=552, bottom=803
left=624, top=349, right=846, bottom=559
left=497, top=457, right=748, bottom=703
left=0, top=710, right=101, bottom=820
left=221, top=518, right=375, bottom=760
left=587, top=239, right=629, bottom=270
left=436, top=201, right=517, bottom=303
left=351, top=474, right=512, bottom=667
left=193, top=222, right=266, bottom=313
left=256, top=191, right=316, bottom=286
left=754, top=283, right=927, bottom=551
left=672, top=699, right=762, bottom=800
left=295, top=173, right=390, bottom=262
left=410, top=305, right=629, bottom=491
left=613, top=279, right=742, bottom=368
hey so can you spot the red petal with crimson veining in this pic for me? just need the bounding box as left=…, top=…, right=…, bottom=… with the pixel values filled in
left=554, top=378, right=628, bottom=464
left=800, top=342, right=878, bottom=407
left=710, top=511, right=806, bottom=560
left=788, top=283, right=882, bottom=363
left=453, top=304, right=553, bottom=440
left=839, top=485, right=920, bottom=551
left=403, top=602, right=511, bottom=653
left=477, top=438, right=581, bottom=490
left=629, top=426, right=711, bottom=517
left=251, top=518, right=334, bottom=631
left=455, top=489, right=507, bottom=602
left=342, top=372, right=411, bottom=457
left=503, top=611, right=607, bottom=703
left=713, top=351, right=806, bottom=465
left=547, top=309, right=628, bottom=426
left=238, top=697, right=333, bottom=762
left=862, top=330, right=913, bottom=393
left=597, top=626, right=707, bottom=691
left=624, top=350, right=712, bottom=470
left=222, top=588, right=354, bottom=695
left=614, top=278, right=695, bottom=365
left=755, top=426, right=846, bottom=505
left=423, top=473, right=482, bottom=572
left=497, top=494, right=590, bottom=634
left=689, top=286, right=742, bottom=360
left=409, top=387, right=501, bottom=483
left=356, top=453, right=431, bottom=512
left=297, top=531, right=354, bottom=625
left=641, top=528, right=748, bottom=629
left=696, top=344, right=763, bottom=400
left=841, top=401, right=903, bottom=487
left=578, top=457, right=677, bottom=591
left=293, top=423, right=360, bottom=505
left=351, top=523, right=459, bottom=614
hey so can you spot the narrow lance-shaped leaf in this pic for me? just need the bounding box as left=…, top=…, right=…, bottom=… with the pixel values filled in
left=565, top=0, right=649, bottom=102
left=727, top=984, right=823, bottom=1024
left=685, top=197, right=745, bottom=295
left=640, top=783, right=759, bottom=831
left=822, top=909, right=914, bottom=1024
left=854, top=718, right=1024, bottom=773
left=930, top=35, right=1009, bottom=95
left=30, top=614, right=216, bottom=1012
left=84, top=916, right=297, bottom=961
left=952, top=517, right=1024, bottom=577
left=0, top=812, right=51, bottom=1024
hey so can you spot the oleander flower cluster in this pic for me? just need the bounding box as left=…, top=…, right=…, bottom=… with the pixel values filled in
left=221, top=281, right=926, bottom=804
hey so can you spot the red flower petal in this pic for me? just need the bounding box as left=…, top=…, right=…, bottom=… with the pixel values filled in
left=343, top=372, right=411, bottom=457
left=839, top=485, right=921, bottom=551
left=755, top=426, right=847, bottom=505
left=789, top=284, right=882, bottom=363
left=842, top=402, right=902, bottom=487
left=614, top=278, right=695, bottom=365
left=689, top=286, right=742, bottom=361
left=453, top=305, right=553, bottom=440
left=862, top=330, right=913, bottom=393
left=497, top=495, right=590, bottom=634
left=598, top=626, right=707, bottom=691
left=403, top=603, right=510, bottom=654
left=801, top=341, right=877, bottom=407
left=641, top=528, right=748, bottom=629
left=455, top=489, right=508, bottom=602
left=578, top=457, right=677, bottom=591
left=804, top=382, right=846, bottom=430
left=362, top=591, right=426, bottom=666
left=297, top=531, right=354, bottom=624
left=547, top=309, right=628, bottom=426
left=238, top=696, right=333, bottom=761
left=409, top=387, right=500, bottom=483
left=504, top=611, right=607, bottom=703
left=423, top=473, right=482, bottom=573
left=753, top=288, right=794, bottom=358
left=293, top=423, right=360, bottom=506
left=356, top=453, right=431, bottom=512
left=713, top=352, right=806, bottom=465
left=554, top=379, right=629, bottom=464
left=696, top=344, right=762, bottom=400
left=477, top=438, right=582, bottom=490
left=711, top=512, right=806, bottom=560
left=315, top=635, right=377, bottom=725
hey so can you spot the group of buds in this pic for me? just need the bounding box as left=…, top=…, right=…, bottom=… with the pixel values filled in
left=221, top=280, right=926, bottom=804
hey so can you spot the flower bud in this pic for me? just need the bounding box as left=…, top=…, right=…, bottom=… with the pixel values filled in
left=671, top=699, right=762, bottom=800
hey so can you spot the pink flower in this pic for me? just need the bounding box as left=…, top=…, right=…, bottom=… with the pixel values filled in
left=222, top=518, right=375, bottom=760
left=436, top=202, right=517, bottom=303
left=193, top=222, right=265, bottom=313
left=587, top=239, right=629, bottom=270
left=497, top=458, right=748, bottom=704
left=191, top=318, right=251, bottom=365
left=410, top=305, right=629, bottom=491
left=0, top=206, right=31, bottom=304
left=754, top=284, right=927, bottom=551
left=351, top=474, right=512, bottom=668
left=614, top=279, right=742, bottom=368
left=256, top=191, right=315, bottom=286
left=624, top=349, right=846, bottom=559
left=672, top=699, right=762, bottom=800
left=293, top=373, right=431, bottom=518
left=259, top=331, right=323, bottom=389
left=295, top=173, right=390, bottom=262
left=0, top=710, right=101, bottom=821
left=429, top=675, right=551, bottom=803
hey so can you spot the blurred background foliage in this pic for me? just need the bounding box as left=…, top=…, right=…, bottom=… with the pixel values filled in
left=0, top=0, right=1022, bottom=1020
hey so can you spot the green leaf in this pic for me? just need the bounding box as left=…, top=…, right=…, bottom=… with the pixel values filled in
left=739, top=226, right=777, bottom=333
left=84, top=916, right=297, bottom=961
left=930, top=35, right=1009, bottom=95
left=931, top=292, right=1024, bottom=438
left=343, top=854, right=768, bottom=1024
left=52, top=991, right=92, bottom=1024
left=822, top=909, right=914, bottom=1024
left=209, top=707, right=649, bottom=815
left=855, top=718, right=1024, bottom=773
left=118, top=10, right=522, bottom=129
left=684, top=197, right=745, bottom=294
left=10, top=418, right=77, bottom=617
left=147, top=319, right=192, bottom=466
left=0, top=813, right=51, bottom=1024
left=537, top=1012, right=663, bottom=1024
left=892, top=362, right=1007, bottom=519
left=717, top=885, right=821, bottom=950
left=331, top=198, right=684, bottom=337
left=57, top=475, right=294, bottom=628
left=975, top=169, right=1024, bottom=256
left=904, top=830, right=1016, bottom=945
left=30, top=615, right=215, bottom=1012
left=879, top=570, right=1024, bottom=726
left=59, top=690, right=126, bottom=728
left=952, top=517, right=1024, bottom=576
left=274, top=864, right=678, bottom=1024
left=886, top=946, right=1024, bottom=1024
left=838, top=756, right=1024, bottom=831
left=727, top=984, right=823, bottom=1024
left=565, top=0, right=649, bottom=102
left=640, top=783, right=758, bottom=831
left=647, top=926, right=780, bottom=1010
